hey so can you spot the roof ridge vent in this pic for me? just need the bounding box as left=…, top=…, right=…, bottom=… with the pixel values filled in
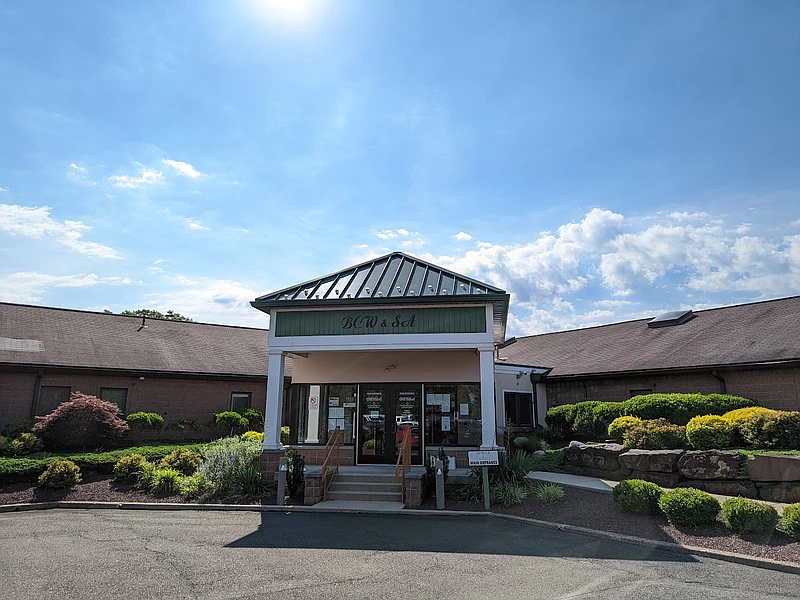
left=647, top=309, right=695, bottom=328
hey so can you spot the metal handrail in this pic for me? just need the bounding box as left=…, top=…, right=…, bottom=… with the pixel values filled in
left=394, top=427, right=412, bottom=502
left=321, top=426, right=343, bottom=500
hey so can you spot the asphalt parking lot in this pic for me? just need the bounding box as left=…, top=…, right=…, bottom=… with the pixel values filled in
left=1, top=509, right=797, bottom=599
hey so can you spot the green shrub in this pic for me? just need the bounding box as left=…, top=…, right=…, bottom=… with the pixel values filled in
left=457, top=451, right=538, bottom=503
left=159, top=448, right=203, bottom=475
left=151, top=468, right=181, bottom=495
left=200, top=437, right=264, bottom=499
left=113, top=454, right=149, bottom=482
left=545, top=394, right=755, bottom=440
left=545, top=404, right=577, bottom=438
left=623, top=419, right=686, bottom=450
left=659, top=488, right=721, bottom=526
left=686, top=415, right=734, bottom=450
left=738, top=411, right=800, bottom=449
left=571, top=401, right=604, bottom=439
left=608, top=416, right=643, bottom=443
left=135, top=462, right=157, bottom=491
left=179, top=473, right=212, bottom=500
left=237, top=408, right=264, bottom=431
left=1, top=421, right=34, bottom=439
left=521, top=434, right=544, bottom=454
left=721, top=497, right=779, bottom=535
left=33, top=392, right=130, bottom=451
left=286, top=449, right=305, bottom=501
left=166, top=418, right=201, bottom=432
left=0, top=436, right=10, bottom=456
left=534, top=482, right=565, bottom=503
left=613, top=479, right=663, bottom=515
left=241, top=431, right=264, bottom=443
left=490, top=481, right=529, bottom=506
left=126, top=412, right=164, bottom=430
left=781, top=503, right=800, bottom=541
left=227, top=465, right=269, bottom=503
left=38, top=459, right=82, bottom=489
left=214, top=411, right=249, bottom=435
left=280, top=426, right=290, bottom=445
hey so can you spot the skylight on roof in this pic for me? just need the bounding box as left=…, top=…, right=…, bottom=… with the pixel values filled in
left=647, top=310, right=695, bottom=328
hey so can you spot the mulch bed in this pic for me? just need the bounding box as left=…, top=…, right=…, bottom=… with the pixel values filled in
left=416, top=487, right=800, bottom=565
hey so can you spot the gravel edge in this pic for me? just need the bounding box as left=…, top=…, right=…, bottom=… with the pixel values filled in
left=1, top=500, right=798, bottom=574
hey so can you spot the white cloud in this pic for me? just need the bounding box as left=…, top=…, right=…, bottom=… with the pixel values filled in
left=67, top=163, right=96, bottom=186
left=415, top=207, right=800, bottom=335
left=397, top=228, right=410, bottom=236
left=400, top=237, right=425, bottom=248
left=454, top=231, right=472, bottom=241
left=184, top=218, right=209, bottom=231
left=146, top=275, right=267, bottom=327
left=163, top=159, right=203, bottom=179
left=375, top=229, right=397, bottom=240
left=375, top=228, right=419, bottom=241
left=0, top=187, right=8, bottom=193
left=0, top=272, right=133, bottom=303
left=0, top=204, right=122, bottom=259
left=109, top=168, right=164, bottom=188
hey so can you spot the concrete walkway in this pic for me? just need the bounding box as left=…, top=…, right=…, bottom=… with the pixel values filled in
left=309, top=500, right=406, bottom=512
left=529, top=471, right=792, bottom=515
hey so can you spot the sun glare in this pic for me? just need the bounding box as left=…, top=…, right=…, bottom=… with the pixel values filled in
left=252, top=0, right=317, bottom=25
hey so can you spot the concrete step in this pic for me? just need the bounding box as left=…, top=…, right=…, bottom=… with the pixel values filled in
left=328, top=481, right=402, bottom=493
left=334, top=473, right=399, bottom=485
left=325, top=490, right=403, bottom=502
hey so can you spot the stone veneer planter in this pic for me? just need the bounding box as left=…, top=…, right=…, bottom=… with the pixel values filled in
left=563, top=442, right=800, bottom=502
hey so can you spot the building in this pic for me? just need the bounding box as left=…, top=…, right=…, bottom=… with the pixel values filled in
left=498, top=296, right=800, bottom=413
left=251, top=252, right=552, bottom=473
left=0, top=303, right=271, bottom=432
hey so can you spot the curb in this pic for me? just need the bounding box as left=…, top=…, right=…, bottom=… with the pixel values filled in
left=1, top=500, right=798, bottom=574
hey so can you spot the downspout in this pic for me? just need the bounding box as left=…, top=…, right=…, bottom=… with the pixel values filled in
left=530, top=373, right=542, bottom=427
left=712, top=371, right=727, bottom=394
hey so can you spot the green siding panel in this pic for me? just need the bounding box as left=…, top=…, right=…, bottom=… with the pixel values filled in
left=274, top=306, right=486, bottom=337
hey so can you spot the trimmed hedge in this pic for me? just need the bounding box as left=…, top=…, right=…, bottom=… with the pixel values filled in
left=737, top=411, right=800, bottom=450
left=781, top=503, right=800, bottom=541
left=38, top=459, right=82, bottom=489
left=126, top=412, right=165, bottom=430
left=612, top=479, right=663, bottom=515
left=0, top=443, right=208, bottom=481
left=623, top=419, right=686, bottom=450
left=608, top=416, right=643, bottom=443
left=686, top=415, right=734, bottom=450
left=659, top=488, right=721, bottom=527
left=720, top=497, right=778, bottom=535
left=546, top=393, right=756, bottom=440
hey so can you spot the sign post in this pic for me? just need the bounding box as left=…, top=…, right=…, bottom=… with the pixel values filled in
left=468, top=450, right=499, bottom=511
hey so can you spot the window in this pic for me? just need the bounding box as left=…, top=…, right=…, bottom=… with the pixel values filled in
left=100, top=388, right=128, bottom=413
left=231, top=392, right=252, bottom=412
left=504, top=391, right=533, bottom=427
left=629, top=389, right=652, bottom=398
left=37, top=386, right=70, bottom=416
left=425, top=383, right=482, bottom=446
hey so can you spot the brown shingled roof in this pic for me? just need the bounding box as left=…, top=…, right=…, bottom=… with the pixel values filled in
left=0, top=303, right=273, bottom=378
left=499, top=296, right=800, bottom=378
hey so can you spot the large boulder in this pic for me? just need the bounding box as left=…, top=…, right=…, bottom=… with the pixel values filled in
left=678, top=479, right=758, bottom=498
left=564, top=442, right=628, bottom=472
left=677, top=451, right=746, bottom=480
left=747, top=455, right=800, bottom=482
left=619, top=449, right=684, bottom=473
left=755, top=482, right=800, bottom=503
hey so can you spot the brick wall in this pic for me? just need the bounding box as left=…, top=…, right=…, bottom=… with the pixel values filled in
left=0, top=368, right=267, bottom=428
left=545, top=366, right=800, bottom=412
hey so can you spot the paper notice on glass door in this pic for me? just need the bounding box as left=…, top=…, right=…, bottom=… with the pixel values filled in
left=460, top=403, right=469, bottom=416
left=441, top=416, right=451, bottom=431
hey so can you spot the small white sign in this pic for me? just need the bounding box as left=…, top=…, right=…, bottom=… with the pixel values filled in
left=441, top=416, right=451, bottom=431
left=468, top=450, right=499, bottom=466
left=309, top=396, right=319, bottom=411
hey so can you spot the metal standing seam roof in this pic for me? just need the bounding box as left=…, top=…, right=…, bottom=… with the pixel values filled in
left=0, top=303, right=277, bottom=378
left=251, top=251, right=510, bottom=342
left=498, top=296, right=800, bottom=378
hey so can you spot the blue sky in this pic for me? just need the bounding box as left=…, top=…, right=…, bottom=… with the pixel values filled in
left=1, top=1, right=799, bottom=335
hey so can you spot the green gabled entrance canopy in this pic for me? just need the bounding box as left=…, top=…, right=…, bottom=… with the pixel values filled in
left=251, top=251, right=510, bottom=342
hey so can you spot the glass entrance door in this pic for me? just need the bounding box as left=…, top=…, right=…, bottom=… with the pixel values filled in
left=358, top=384, right=422, bottom=465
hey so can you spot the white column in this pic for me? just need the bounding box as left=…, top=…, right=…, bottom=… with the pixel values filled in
left=479, top=348, right=498, bottom=449
left=263, top=351, right=286, bottom=450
